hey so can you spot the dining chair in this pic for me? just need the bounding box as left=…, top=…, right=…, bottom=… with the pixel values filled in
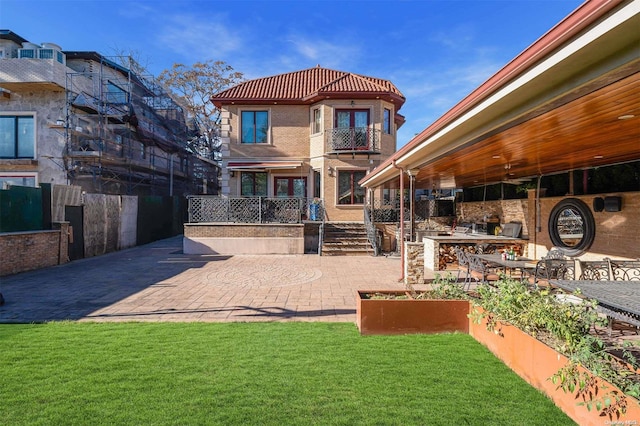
left=609, top=259, right=640, bottom=281
left=529, top=258, right=575, bottom=288
left=453, top=246, right=471, bottom=285
left=579, top=260, right=611, bottom=281
left=468, top=254, right=501, bottom=285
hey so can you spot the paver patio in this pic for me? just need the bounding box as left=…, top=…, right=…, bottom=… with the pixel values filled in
left=0, top=236, right=434, bottom=323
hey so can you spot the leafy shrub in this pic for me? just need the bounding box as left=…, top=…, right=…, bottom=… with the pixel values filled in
left=470, top=277, right=639, bottom=418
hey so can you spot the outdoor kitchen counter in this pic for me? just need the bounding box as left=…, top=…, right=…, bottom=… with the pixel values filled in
left=420, top=232, right=528, bottom=271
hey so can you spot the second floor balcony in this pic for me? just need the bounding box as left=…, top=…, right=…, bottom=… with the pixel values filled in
left=0, top=57, right=67, bottom=91
left=326, top=127, right=381, bottom=156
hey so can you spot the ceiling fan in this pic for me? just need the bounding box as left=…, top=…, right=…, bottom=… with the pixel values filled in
left=500, top=164, right=530, bottom=185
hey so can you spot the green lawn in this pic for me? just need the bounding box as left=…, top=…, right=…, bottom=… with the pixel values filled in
left=0, top=322, right=574, bottom=425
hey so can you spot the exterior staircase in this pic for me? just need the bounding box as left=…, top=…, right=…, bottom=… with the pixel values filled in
left=321, top=222, right=373, bottom=256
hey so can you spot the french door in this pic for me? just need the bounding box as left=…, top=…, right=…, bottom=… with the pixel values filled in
left=274, top=177, right=307, bottom=197
left=335, top=109, right=370, bottom=149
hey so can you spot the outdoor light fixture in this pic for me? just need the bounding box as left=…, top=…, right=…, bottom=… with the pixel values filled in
left=327, top=166, right=334, bottom=176
left=229, top=170, right=235, bottom=177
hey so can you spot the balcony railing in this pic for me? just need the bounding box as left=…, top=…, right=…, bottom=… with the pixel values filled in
left=327, top=127, right=380, bottom=154
left=188, top=196, right=325, bottom=224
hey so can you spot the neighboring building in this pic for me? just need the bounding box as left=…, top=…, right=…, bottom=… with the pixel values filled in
left=211, top=66, right=405, bottom=222
left=0, top=30, right=218, bottom=196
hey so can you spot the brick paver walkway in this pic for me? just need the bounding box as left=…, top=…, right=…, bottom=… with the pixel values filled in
left=0, top=236, right=425, bottom=323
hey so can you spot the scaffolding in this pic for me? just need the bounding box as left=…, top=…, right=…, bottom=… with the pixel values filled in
left=62, top=54, right=219, bottom=196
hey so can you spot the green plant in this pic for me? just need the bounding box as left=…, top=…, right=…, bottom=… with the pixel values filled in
left=471, top=277, right=639, bottom=419
left=410, top=272, right=469, bottom=300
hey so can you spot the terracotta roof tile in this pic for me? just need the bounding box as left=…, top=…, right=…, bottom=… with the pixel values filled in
left=212, top=66, right=404, bottom=108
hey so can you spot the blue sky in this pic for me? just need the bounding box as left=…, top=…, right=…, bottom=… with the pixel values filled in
left=1, top=0, right=583, bottom=147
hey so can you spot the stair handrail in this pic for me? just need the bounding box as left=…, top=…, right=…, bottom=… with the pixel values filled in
left=317, top=199, right=326, bottom=255
left=364, top=204, right=379, bottom=255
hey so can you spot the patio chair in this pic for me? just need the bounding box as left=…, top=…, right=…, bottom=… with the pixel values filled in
left=453, top=246, right=471, bottom=286
left=529, top=258, right=575, bottom=288
left=468, top=254, right=501, bottom=285
left=545, top=247, right=567, bottom=260
left=609, top=259, right=640, bottom=281
left=579, top=260, right=611, bottom=281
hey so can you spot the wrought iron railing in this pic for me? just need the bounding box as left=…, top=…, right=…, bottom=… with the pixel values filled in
left=364, top=205, right=379, bottom=255
left=371, top=199, right=454, bottom=222
left=188, top=196, right=325, bottom=224
left=327, top=127, right=380, bottom=153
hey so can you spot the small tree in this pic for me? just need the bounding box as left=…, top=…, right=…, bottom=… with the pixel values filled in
left=157, top=60, right=244, bottom=162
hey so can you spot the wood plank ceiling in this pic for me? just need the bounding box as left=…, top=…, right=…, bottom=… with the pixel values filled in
left=406, top=69, right=640, bottom=190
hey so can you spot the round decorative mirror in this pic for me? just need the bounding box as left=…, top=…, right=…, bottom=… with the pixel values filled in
left=548, top=198, right=595, bottom=256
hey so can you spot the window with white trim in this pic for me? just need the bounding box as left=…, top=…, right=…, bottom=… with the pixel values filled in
left=241, top=111, right=269, bottom=144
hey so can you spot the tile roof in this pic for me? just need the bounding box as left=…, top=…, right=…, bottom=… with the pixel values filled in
left=212, top=66, right=405, bottom=108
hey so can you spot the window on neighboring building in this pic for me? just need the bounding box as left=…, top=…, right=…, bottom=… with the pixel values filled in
left=337, top=170, right=367, bottom=205
left=241, top=172, right=267, bottom=196
left=106, top=81, right=128, bottom=104
left=241, top=111, right=269, bottom=143
left=0, top=174, right=37, bottom=188
left=383, top=108, right=392, bottom=134
left=312, top=108, right=321, bottom=134
left=0, top=115, right=35, bottom=159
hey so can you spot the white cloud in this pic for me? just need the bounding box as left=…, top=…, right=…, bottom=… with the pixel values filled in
left=285, top=35, right=362, bottom=70
left=156, top=14, right=244, bottom=61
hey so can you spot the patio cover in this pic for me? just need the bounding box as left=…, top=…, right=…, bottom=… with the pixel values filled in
left=227, top=161, right=302, bottom=171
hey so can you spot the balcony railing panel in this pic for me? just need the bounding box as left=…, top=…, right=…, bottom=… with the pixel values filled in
left=188, top=196, right=325, bottom=224
left=327, top=127, right=380, bottom=153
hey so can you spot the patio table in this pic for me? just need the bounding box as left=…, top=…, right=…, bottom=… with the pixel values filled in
left=549, top=279, right=640, bottom=328
left=475, top=254, right=538, bottom=280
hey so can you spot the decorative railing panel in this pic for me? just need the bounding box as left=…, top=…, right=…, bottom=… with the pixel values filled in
left=188, top=196, right=324, bottom=224
left=371, top=199, right=454, bottom=223
left=327, top=127, right=380, bottom=153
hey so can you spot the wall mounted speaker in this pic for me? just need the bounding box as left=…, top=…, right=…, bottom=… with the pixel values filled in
left=592, top=197, right=604, bottom=212
left=604, top=196, right=622, bottom=212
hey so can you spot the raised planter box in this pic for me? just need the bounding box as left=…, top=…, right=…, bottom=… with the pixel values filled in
left=355, top=295, right=639, bottom=423
left=469, top=308, right=640, bottom=424
left=355, top=291, right=470, bottom=335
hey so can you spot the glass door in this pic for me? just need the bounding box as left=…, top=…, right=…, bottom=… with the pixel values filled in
left=335, top=109, right=369, bottom=149
left=275, top=177, right=307, bottom=197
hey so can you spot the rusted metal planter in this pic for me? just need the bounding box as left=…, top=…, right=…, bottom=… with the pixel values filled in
left=355, top=291, right=470, bottom=335
left=469, top=308, right=640, bottom=424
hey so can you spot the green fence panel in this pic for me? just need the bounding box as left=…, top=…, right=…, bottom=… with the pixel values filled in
left=0, top=186, right=43, bottom=232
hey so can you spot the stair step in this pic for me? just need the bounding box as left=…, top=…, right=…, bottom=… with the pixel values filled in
left=321, top=221, right=373, bottom=256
